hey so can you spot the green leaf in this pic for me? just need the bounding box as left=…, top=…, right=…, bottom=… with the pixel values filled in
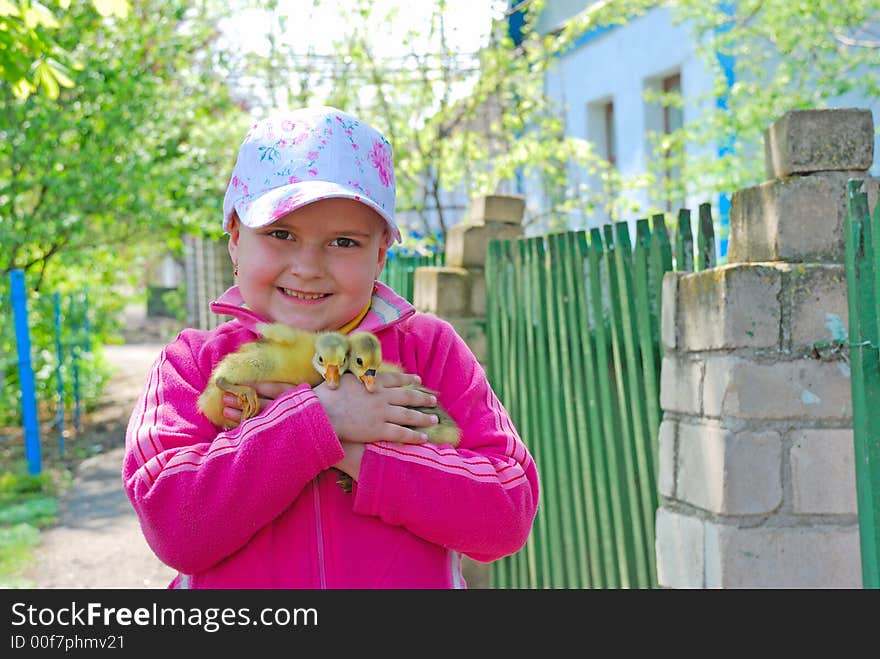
left=36, top=60, right=60, bottom=99
left=11, top=76, right=33, bottom=99
left=91, top=0, right=129, bottom=18
left=24, top=2, right=59, bottom=29
left=0, top=0, right=19, bottom=17
left=45, top=57, right=75, bottom=88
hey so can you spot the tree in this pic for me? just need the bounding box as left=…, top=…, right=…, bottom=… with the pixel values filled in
left=0, top=0, right=244, bottom=291
left=558, top=0, right=880, bottom=218
left=0, top=0, right=129, bottom=100
left=221, top=0, right=620, bottom=241
left=0, top=0, right=246, bottom=425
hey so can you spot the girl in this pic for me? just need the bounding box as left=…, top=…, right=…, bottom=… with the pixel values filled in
left=122, top=106, right=539, bottom=588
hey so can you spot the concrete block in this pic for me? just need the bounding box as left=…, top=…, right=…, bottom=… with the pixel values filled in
left=790, top=428, right=858, bottom=515
left=661, top=272, right=678, bottom=351
left=676, top=264, right=782, bottom=351
left=728, top=172, right=879, bottom=264
left=469, top=194, right=526, bottom=226
left=413, top=266, right=471, bottom=316
left=657, top=419, right=677, bottom=498
left=655, top=507, right=705, bottom=588
left=764, top=108, right=874, bottom=179
left=446, top=222, right=524, bottom=268
left=676, top=421, right=782, bottom=515
left=705, top=522, right=862, bottom=588
left=783, top=264, right=848, bottom=351
left=470, top=272, right=486, bottom=317
left=703, top=355, right=852, bottom=420
left=659, top=354, right=704, bottom=415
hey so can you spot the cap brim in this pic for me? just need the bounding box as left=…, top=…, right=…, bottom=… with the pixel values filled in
left=227, top=181, right=400, bottom=245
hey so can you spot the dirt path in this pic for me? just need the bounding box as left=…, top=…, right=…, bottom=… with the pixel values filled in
left=23, top=343, right=177, bottom=589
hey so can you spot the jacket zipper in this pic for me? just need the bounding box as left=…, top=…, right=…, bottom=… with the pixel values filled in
left=312, top=478, right=327, bottom=589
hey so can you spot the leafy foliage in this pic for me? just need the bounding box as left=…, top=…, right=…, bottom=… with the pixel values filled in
left=0, top=0, right=246, bottom=424
left=2, top=0, right=879, bottom=428
left=672, top=0, right=880, bottom=193
left=0, top=0, right=129, bottom=100
left=561, top=0, right=880, bottom=215
left=225, top=0, right=628, bottom=238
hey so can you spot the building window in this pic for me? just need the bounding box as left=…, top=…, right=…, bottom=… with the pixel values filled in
left=604, top=100, right=617, bottom=167
left=587, top=97, right=617, bottom=224
left=662, top=73, right=683, bottom=213
left=645, top=69, right=684, bottom=214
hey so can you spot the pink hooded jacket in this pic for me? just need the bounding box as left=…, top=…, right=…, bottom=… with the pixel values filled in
left=122, top=282, right=539, bottom=588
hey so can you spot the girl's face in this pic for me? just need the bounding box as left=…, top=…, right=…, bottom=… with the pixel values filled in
left=227, top=197, right=389, bottom=332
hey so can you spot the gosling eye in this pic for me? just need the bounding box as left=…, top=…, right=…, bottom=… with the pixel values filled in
left=356, top=357, right=363, bottom=366
left=318, top=356, right=324, bottom=364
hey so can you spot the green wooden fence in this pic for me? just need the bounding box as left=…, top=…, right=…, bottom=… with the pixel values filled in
left=485, top=206, right=716, bottom=589
left=379, top=249, right=445, bottom=302
left=844, top=178, right=880, bottom=589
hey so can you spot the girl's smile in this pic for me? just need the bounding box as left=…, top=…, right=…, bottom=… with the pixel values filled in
left=279, top=288, right=330, bottom=301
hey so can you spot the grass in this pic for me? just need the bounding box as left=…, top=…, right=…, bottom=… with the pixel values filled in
left=0, top=448, right=74, bottom=588
left=0, top=391, right=132, bottom=588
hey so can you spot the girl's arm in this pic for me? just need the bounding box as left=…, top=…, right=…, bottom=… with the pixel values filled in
left=122, top=331, right=344, bottom=575
left=351, top=316, right=540, bottom=563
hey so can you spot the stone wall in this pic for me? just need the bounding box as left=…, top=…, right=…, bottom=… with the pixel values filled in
left=656, top=108, right=877, bottom=587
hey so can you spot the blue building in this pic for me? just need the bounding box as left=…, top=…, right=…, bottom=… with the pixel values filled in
left=515, top=2, right=880, bottom=259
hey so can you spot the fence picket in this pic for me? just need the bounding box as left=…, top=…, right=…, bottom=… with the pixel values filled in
left=54, top=292, right=65, bottom=456
left=9, top=271, right=42, bottom=475
left=698, top=203, right=716, bottom=271
left=845, top=179, right=880, bottom=589
left=566, top=231, right=614, bottom=587
left=588, top=227, right=631, bottom=587
left=563, top=232, right=607, bottom=586
left=612, top=222, right=655, bottom=587
left=485, top=240, right=510, bottom=589
left=602, top=224, right=647, bottom=586
left=675, top=208, right=694, bottom=272
left=547, top=232, right=592, bottom=587
left=518, top=239, right=553, bottom=587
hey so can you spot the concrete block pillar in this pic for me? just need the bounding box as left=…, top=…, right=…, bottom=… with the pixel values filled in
left=413, top=194, right=525, bottom=589
left=656, top=108, right=876, bottom=588
left=413, top=194, right=524, bottom=367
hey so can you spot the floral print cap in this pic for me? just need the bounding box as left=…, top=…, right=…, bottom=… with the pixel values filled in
left=222, top=106, right=400, bottom=245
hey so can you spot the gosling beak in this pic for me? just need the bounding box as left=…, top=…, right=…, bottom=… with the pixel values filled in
left=324, top=364, right=340, bottom=389
left=361, top=369, right=377, bottom=393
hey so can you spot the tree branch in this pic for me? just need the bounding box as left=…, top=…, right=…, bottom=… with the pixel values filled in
left=833, top=31, right=880, bottom=49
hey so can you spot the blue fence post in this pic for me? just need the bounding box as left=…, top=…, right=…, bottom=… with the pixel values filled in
left=10, top=270, right=42, bottom=475
left=54, top=291, right=65, bottom=456
left=83, top=287, right=91, bottom=352
left=68, top=293, right=81, bottom=434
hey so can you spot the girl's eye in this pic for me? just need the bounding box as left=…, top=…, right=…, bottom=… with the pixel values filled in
left=268, top=230, right=292, bottom=240
left=330, top=237, right=359, bottom=248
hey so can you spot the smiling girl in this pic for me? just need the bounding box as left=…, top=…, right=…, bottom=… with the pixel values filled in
left=122, top=106, right=539, bottom=589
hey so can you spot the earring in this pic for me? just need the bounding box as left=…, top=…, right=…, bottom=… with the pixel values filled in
left=233, top=263, right=239, bottom=278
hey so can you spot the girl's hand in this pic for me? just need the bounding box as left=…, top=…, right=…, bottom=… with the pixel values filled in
left=221, top=381, right=297, bottom=425
left=315, top=371, right=438, bottom=444
left=221, top=372, right=438, bottom=444
left=333, top=441, right=365, bottom=482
